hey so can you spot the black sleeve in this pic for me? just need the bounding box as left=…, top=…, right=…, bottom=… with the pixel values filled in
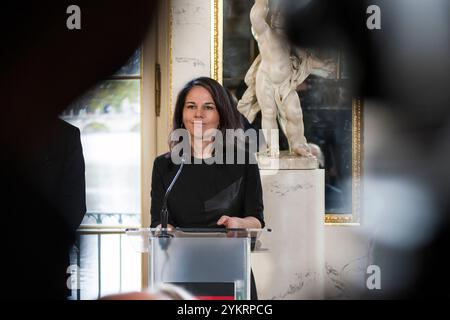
left=243, top=162, right=265, bottom=228
left=150, top=155, right=178, bottom=228
left=150, top=157, right=164, bottom=228
left=59, top=126, right=86, bottom=232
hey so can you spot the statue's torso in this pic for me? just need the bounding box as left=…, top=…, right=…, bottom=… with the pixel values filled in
left=257, top=29, right=293, bottom=84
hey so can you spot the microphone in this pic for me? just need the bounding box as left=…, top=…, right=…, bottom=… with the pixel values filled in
left=159, top=155, right=186, bottom=239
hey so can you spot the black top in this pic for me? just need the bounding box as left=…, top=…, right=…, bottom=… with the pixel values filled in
left=150, top=152, right=264, bottom=229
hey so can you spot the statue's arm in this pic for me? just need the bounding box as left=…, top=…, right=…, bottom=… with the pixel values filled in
left=294, top=47, right=336, bottom=77
left=250, top=0, right=270, bottom=37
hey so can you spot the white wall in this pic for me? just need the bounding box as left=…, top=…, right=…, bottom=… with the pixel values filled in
left=324, top=226, right=373, bottom=299
left=171, top=0, right=212, bottom=111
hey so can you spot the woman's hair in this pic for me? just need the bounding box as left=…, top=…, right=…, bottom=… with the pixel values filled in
left=169, top=77, right=243, bottom=149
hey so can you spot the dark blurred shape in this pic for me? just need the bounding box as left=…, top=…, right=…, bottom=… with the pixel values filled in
left=0, top=0, right=155, bottom=149
left=283, top=0, right=377, bottom=100
left=284, top=0, right=450, bottom=126
left=2, top=119, right=86, bottom=299
left=283, top=0, right=450, bottom=298
left=0, top=0, right=156, bottom=299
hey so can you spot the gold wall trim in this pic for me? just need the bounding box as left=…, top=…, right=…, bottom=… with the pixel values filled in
left=324, top=98, right=363, bottom=224
left=352, top=98, right=362, bottom=224
left=325, top=215, right=354, bottom=224
left=169, top=0, right=173, bottom=129
left=211, top=0, right=223, bottom=83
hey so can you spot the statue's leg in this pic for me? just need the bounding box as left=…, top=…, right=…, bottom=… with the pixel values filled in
left=283, top=90, right=311, bottom=157
left=255, top=73, right=279, bottom=157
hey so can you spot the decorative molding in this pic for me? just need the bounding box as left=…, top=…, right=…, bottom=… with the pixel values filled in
left=324, top=98, right=363, bottom=225
left=169, top=0, right=173, bottom=128
left=352, top=98, right=362, bottom=224
left=211, top=0, right=222, bottom=83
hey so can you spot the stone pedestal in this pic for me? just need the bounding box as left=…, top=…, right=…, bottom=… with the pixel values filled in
left=252, top=162, right=325, bottom=299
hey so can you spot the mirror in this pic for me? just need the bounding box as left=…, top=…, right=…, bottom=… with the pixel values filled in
left=219, top=0, right=362, bottom=224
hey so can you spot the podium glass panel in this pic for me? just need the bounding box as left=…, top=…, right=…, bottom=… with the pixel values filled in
left=151, top=236, right=250, bottom=300
left=127, top=228, right=269, bottom=300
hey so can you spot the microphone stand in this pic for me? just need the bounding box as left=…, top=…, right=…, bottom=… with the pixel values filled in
left=159, top=156, right=185, bottom=238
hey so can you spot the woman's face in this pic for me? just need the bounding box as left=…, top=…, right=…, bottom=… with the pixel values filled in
left=182, top=86, right=220, bottom=139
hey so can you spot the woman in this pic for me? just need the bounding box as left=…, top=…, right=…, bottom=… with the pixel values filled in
left=150, top=77, right=264, bottom=299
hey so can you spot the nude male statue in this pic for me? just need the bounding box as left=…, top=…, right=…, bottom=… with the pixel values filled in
left=238, top=0, right=335, bottom=157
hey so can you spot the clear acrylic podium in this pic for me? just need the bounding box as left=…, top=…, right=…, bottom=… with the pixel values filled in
left=127, top=228, right=268, bottom=300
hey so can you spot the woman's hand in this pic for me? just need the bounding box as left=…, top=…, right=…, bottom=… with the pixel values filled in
left=155, top=224, right=174, bottom=231
left=217, top=215, right=261, bottom=229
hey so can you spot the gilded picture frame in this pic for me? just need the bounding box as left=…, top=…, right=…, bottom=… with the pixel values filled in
left=213, top=0, right=363, bottom=224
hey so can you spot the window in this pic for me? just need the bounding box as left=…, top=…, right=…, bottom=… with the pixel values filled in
left=63, top=49, right=143, bottom=299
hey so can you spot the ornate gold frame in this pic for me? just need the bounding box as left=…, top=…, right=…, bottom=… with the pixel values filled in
left=213, top=0, right=363, bottom=224
left=324, top=98, right=362, bottom=224
left=211, top=0, right=223, bottom=83
left=169, top=0, right=174, bottom=129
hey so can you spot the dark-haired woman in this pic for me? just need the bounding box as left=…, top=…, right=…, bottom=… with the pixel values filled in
left=150, top=77, right=264, bottom=299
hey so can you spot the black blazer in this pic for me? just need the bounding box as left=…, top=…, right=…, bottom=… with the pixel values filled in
left=150, top=151, right=265, bottom=229
left=1, top=119, right=86, bottom=299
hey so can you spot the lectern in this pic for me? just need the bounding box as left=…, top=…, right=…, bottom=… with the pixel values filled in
left=127, top=228, right=268, bottom=300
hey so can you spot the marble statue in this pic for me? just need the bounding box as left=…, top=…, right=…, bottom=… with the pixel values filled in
left=238, top=0, right=336, bottom=158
